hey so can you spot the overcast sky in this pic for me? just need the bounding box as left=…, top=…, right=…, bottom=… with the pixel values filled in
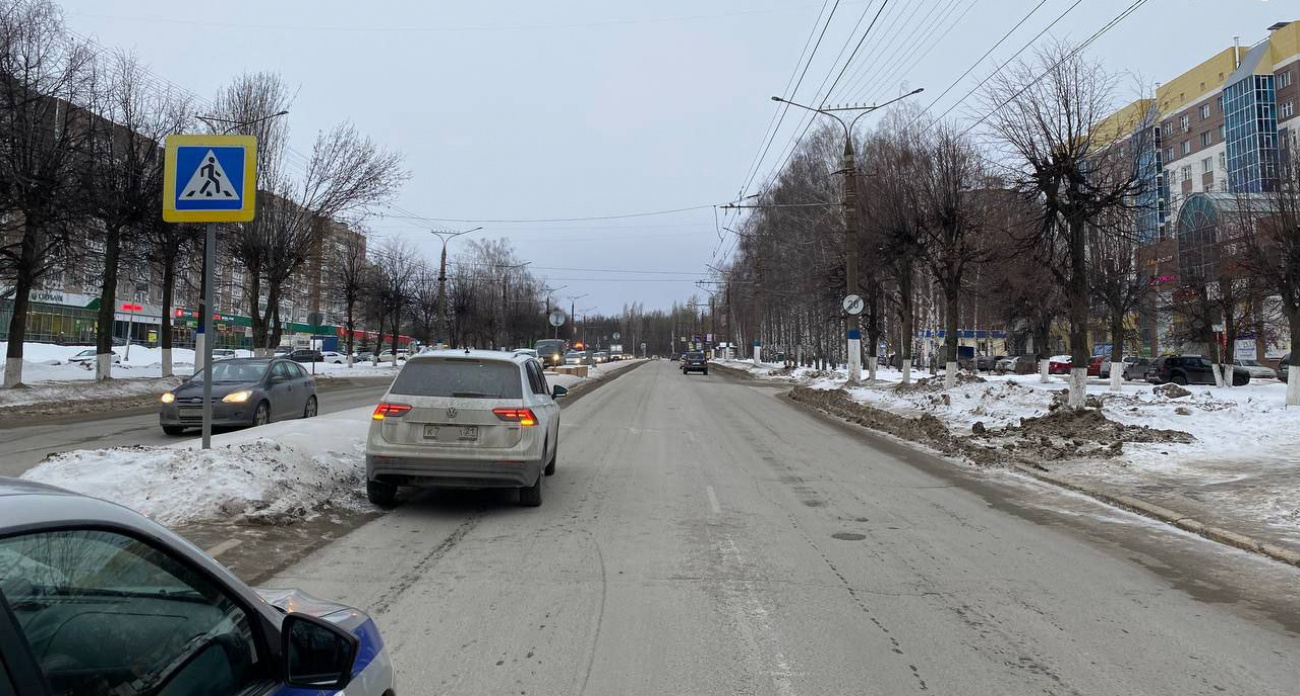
left=61, top=0, right=1290, bottom=314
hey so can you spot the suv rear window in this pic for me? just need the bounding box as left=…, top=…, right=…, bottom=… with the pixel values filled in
left=389, top=358, right=523, bottom=398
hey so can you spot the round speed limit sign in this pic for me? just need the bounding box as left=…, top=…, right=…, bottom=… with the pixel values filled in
left=842, top=294, right=864, bottom=316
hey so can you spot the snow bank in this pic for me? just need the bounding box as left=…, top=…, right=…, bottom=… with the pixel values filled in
left=21, top=406, right=372, bottom=525
left=0, top=375, right=182, bottom=409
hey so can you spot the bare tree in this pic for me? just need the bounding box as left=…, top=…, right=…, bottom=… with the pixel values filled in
left=332, top=228, right=369, bottom=366
left=981, top=43, right=1147, bottom=408
left=0, top=0, right=95, bottom=387
left=83, top=50, right=190, bottom=380
left=213, top=72, right=408, bottom=354
left=369, top=238, right=419, bottom=365
left=1089, top=203, right=1149, bottom=391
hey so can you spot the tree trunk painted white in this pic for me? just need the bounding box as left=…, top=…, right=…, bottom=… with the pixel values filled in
left=161, top=348, right=173, bottom=378
left=1039, top=359, right=1050, bottom=383
left=1109, top=362, right=1124, bottom=392
left=866, top=355, right=878, bottom=382
left=3, top=357, right=21, bottom=388
left=1068, top=367, right=1088, bottom=408
left=847, top=336, right=861, bottom=383
left=944, top=361, right=958, bottom=390
left=1210, top=363, right=1224, bottom=388
left=95, top=353, right=113, bottom=382
left=900, top=358, right=912, bottom=385
left=753, top=346, right=761, bottom=367
left=1220, top=363, right=1232, bottom=389
left=193, top=334, right=206, bottom=374
left=1288, top=366, right=1300, bottom=407
left=346, top=353, right=354, bottom=368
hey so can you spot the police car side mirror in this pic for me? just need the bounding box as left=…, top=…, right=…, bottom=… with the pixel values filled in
left=282, top=613, right=358, bottom=690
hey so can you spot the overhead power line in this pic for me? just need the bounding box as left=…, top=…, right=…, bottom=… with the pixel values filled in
left=381, top=204, right=717, bottom=224
left=958, top=0, right=1152, bottom=137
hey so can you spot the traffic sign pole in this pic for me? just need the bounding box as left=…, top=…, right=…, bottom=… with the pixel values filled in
left=201, top=222, right=215, bottom=451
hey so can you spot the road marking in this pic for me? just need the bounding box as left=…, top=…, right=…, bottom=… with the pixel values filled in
left=205, top=538, right=242, bottom=558
left=706, top=485, right=722, bottom=514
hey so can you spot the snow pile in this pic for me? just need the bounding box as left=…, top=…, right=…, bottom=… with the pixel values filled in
left=0, top=375, right=181, bottom=409
left=22, top=406, right=372, bottom=525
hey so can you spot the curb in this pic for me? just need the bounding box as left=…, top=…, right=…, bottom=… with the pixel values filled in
left=1009, top=463, right=1300, bottom=569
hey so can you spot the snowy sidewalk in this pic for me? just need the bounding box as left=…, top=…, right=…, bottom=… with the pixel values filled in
left=717, top=359, right=1300, bottom=557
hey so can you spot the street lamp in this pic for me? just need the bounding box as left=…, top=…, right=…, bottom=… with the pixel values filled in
left=431, top=226, right=483, bottom=347
left=769, top=88, right=923, bottom=382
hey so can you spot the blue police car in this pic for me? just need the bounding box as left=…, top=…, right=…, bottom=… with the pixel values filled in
left=0, top=478, right=395, bottom=696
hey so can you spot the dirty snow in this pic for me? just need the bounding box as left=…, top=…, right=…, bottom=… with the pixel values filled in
left=21, top=406, right=373, bottom=525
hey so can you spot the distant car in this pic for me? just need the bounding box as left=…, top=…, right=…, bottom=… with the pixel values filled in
left=377, top=349, right=409, bottom=363
left=1123, top=356, right=1153, bottom=381
left=1086, top=356, right=1117, bottom=378
left=66, top=348, right=120, bottom=365
left=159, top=357, right=318, bottom=435
left=0, top=478, right=395, bottom=696
left=682, top=351, right=708, bottom=375
left=565, top=350, right=587, bottom=365
left=535, top=339, right=567, bottom=369
left=211, top=348, right=238, bottom=361
left=1233, top=357, right=1275, bottom=380
left=355, top=350, right=375, bottom=362
left=1147, top=355, right=1249, bottom=386
left=1047, top=355, right=1072, bottom=374
left=975, top=354, right=1004, bottom=371
left=365, top=350, right=566, bottom=508
left=318, top=350, right=347, bottom=364
left=286, top=349, right=324, bottom=363
left=1277, top=353, right=1292, bottom=381
left=594, top=351, right=611, bottom=364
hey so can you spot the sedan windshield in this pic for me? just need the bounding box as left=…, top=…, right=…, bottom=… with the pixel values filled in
left=189, top=362, right=268, bottom=383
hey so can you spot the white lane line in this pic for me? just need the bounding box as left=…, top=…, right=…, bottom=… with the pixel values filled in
left=205, top=538, right=242, bottom=558
left=706, top=485, right=722, bottom=514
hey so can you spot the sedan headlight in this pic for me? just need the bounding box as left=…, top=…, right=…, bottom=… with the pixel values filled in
left=160, top=392, right=175, bottom=404
left=222, top=390, right=254, bottom=404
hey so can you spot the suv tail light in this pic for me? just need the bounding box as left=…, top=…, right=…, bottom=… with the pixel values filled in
left=373, top=403, right=412, bottom=420
left=492, top=408, right=538, bottom=426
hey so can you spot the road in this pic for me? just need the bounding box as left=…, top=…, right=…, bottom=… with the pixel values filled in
left=268, top=359, right=1300, bottom=695
left=0, top=379, right=392, bottom=478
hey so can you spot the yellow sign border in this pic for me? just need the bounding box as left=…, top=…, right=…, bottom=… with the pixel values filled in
left=162, top=134, right=258, bottom=223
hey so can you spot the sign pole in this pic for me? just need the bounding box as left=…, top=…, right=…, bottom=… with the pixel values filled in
left=201, top=222, right=216, bottom=450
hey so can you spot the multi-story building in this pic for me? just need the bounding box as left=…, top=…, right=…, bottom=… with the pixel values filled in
left=1094, top=19, right=1299, bottom=356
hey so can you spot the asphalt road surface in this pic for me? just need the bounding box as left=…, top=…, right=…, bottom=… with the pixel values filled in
left=268, top=359, right=1299, bottom=695
left=0, top=379, right=392, bottom=477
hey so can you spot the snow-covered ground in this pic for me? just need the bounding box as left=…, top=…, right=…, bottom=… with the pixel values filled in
left=22, top=406, right=373, bottom=525
left=719, top=359, right=1300, bottom=549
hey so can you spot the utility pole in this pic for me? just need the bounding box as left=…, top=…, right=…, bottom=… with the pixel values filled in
left=566, top=294, right=587, bottom=343
left=772, top=88, right=923, bottom=381
left=430, top=226, right=482, bottom=347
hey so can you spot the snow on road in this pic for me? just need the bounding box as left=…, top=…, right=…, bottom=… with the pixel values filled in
left=21, top=405, right=373, bottom=525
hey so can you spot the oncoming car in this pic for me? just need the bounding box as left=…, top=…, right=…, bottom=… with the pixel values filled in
left=365, top=350, right=567, bottom=508
left=0, top=477, right=395, bottom=696
left=159, top=358, right=318, bottom=435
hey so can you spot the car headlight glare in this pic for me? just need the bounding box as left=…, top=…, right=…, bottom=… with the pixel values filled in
left=160, top=392, right=175, bottom=404
left=222, top=390, right=253, bottom=404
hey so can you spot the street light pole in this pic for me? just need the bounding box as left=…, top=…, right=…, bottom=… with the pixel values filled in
left=430, top=226, right=483, bottom=347
left=771, top=88, right=923, bottom=382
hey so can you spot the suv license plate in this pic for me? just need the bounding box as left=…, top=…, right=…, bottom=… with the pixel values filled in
left=458, top=426, right=478, bottom=441
left=423, top=425, right=439, bottom=439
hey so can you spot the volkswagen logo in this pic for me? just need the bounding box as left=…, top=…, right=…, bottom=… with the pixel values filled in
left=446, top=407, right=458, bottom=419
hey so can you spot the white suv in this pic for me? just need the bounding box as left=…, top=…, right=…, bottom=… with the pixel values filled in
left=365, top=350, right=567, bottom=507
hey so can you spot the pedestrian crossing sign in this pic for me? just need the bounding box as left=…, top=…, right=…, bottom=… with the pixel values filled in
left=162, top=134, right=257, bottom=222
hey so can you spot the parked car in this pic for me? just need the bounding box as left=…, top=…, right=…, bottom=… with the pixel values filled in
left=365, top=350, right=566, bottom=508
left=682, top=351, right=708, bottom=375
left=975, top=354, right=1005, bottom=371
left=317, top=350, right=346, bottom=364
left=211, top=348, right=238, bottom=360
left=159, top=358, right=318, bottom=434
left=1274, top=353, right=1291, bottom=381
left=354, top=350, right=375, bottom=362
left=286, top=348, right=324, bottom=363
left=0, top=477, right=394, bottom=696
left=1147, top=355, right=1249, bottom=386
left=1047, top=355, right=1073, bottom=374
left=1122, top=356, right=1153, bottom=381
left=66, top=348, right=120, bottom=365
left=377, top=348, right=409, bottom=363
left=1233, top=357, right=1275, bottom=380
left=1086, top=356, right=1120, bottom=378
